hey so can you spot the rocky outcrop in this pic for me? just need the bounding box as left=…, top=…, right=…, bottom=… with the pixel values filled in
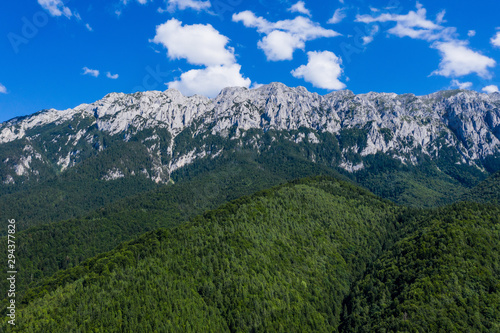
left=1, top=83, right=499, bottom=185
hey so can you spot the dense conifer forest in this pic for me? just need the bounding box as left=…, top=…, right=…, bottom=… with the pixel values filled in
left=1, top=174, right=499, bottom=332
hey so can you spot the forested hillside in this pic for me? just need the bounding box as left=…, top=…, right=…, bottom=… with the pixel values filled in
left=3, top=177, right=399, bottom=332
left=1, top=176, right=499, bottom=332
left=0, top=139, right=160, bottom=232
left=341, top=202, right=500, bottom=332
left=0, top=154, right=343, bottom=309
left=460, top=171, right=500, bottom=204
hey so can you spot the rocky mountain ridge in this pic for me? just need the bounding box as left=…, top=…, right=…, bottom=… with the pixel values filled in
left=1, top=83, right=500, bottom=186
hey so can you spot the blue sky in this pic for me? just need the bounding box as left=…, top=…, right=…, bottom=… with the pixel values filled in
left=1, top=0, right=500, bottom=122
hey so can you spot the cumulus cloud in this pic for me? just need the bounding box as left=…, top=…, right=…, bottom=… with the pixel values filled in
left=328, top=8, right=347, bottom=24
left=38, top=0, right=72, bottom=18
left=288, top=1, right=311, bottom=17
left=233, top=11, right=340, bottom=61
left=82, top=67, right=99, bottom=77
left=0, top=83, right=7, bottom=94
left=152, top=19, right=250, bottom=97
left=163, top=0, right=211, bottom=12
left=449, top=79, right=472, bottom=90
left=291, top=51, right=346, bottom=90
left=482, top=85, right=499, bottom=94
left=468, top=30, right=476, bottom=37
left=151, top=19, right=235, bottom=66
left=431, top=41, right=496, bottom=78
left=491, top=31, right=500, bottom=48
left=167, top=64, right=250, bottom=97
left=107, top=72, right=119, bottom=79
left=258, top=31, right=304, bottom=61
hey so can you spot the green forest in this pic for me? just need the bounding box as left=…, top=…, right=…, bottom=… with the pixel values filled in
left=1, top=173, right=499, bottom=332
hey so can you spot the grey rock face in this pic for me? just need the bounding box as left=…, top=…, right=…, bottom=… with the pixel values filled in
left=1, top=84, right=499, bottom=184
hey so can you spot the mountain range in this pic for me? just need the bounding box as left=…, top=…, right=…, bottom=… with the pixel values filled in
left=1, top=83, right=500, bottom=230
left=1, top=83, right=500, bottom=332
left=2, top=83, right=500, bottom=182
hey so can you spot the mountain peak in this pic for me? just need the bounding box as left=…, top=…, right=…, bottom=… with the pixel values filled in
left=254, top=82, right=296, bottom=95
left=216, top=86, right=250, bottom=98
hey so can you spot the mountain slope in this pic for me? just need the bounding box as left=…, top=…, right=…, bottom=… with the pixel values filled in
left=3, top=177, right=499, bottom=332
left=0, top=153, right=345, bottom=307
left=0, top=133, right=161, bottom=231
left=6, top=177, right=399, bottom=332
left=460, top=170, right=500, bottom=204
left=1, top=84, right=499, bottom=228
left=341, top=202, right=500, bottom=332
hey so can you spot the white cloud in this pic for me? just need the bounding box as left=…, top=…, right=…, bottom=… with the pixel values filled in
left=450, top=79, right=472, bottom=90
left=85, top=23, right=93, bottom=32
left=232, top=11, right=339, bottom=37
left=258, top=31, right=304, bottom=61
left=491, top=31, right=500, bottom=48
left=38, top=0, right=72, bottom=18
left=435, top=10, right=446, bottom=24
left=362, top=36, right=374, bottom=45
left=291, top=51, right=346, bottom=90
left=233, top=11, right=340, bottom=61
left=362, top=25, right=379, bottom=45
left=468, top=30, right=476, bottom=37
left=431, top=41, right=496, bottom=78
left=358, top=3, right=496, bottom=80
left=151, top=19, right=235, bottom=66
left=167, top=64, right=250, bottom=97
left=250, top=82, right=264, bottom=89
left=152, top=19, right=251, bottom=97
left=482, top=85, right=499, bottom=94
left=82, top=67, right=99, bottom=77
left=328, top=8, right=347, bottom=24
left=107, top=72, right=119, bottom=79
left=356, top=3, right=455, bottom=42
left=0, top=83, right=7, bottom=94
left=164, top=0, right=211, bottom=12
left=288, top=1, right=311, bottom=17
